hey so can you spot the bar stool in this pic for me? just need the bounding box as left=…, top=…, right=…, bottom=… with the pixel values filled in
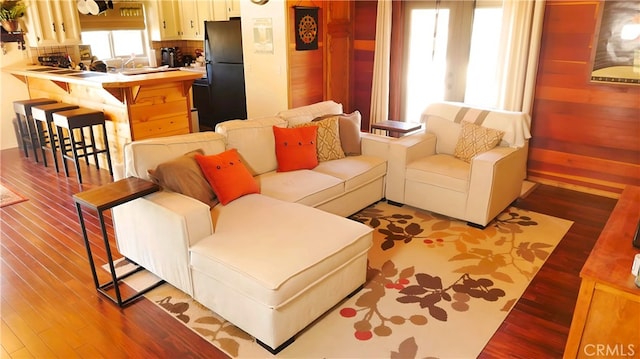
left=53, top=108, right=113, bottom=184
left=13, top=98, right=57, bottom=162
left=32, top=103, right=80, bottom=173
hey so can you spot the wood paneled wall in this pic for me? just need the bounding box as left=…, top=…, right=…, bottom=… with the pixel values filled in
left=287, top=0, right=354, bottom=111
left=529, top=0, right=640, bottom=197
left=287, top=0, right=325, bottom=108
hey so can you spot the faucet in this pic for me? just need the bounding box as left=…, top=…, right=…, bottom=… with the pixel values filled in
left=122, top=56, right=136, bottom=70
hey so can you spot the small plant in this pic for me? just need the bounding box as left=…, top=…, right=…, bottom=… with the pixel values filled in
left=0, top=1, right=27, bottom=22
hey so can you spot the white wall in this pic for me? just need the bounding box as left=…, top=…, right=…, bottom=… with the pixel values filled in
left=240, top=0, right=289, bottom=118
left=0, top=44, right=31, bottom=150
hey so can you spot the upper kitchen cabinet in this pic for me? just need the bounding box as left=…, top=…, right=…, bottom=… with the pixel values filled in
left=178, top=0, right=214, bottom=40
left=146, top=0, right=181, bottom=41
left=24, top=0, right=81, bottom=46
left=212, top=0, right=241, bottom=21
left=226, top=0, right=241, bottom=18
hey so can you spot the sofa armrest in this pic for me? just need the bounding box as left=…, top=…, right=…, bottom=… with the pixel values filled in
left=465, top=145, right=528, bottom=226
left=360, top=132, right=392, bottom=159
left=386, top=132, right=437, bottom=202
left=112, top=191, right=213, bottom=296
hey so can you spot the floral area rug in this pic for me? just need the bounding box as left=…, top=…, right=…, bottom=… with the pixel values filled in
left=144, top=201, right=573, bottom=358
left=0, top=183, right=28, bottom=208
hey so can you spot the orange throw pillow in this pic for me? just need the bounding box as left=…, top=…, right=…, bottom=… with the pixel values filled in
left=273, top=125, right=319, bottom=172
left=195, top=149, right=260, bottom=205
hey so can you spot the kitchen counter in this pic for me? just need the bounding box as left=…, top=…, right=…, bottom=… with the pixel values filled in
left=5, top=65, right=204, bottom=175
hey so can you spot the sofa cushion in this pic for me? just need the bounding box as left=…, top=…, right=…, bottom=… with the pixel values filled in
left=277, top=101, right=343, bottom=126
left=314, top=155, right=387, bottom=192
left=294, top=117, right=345, bottom=162
left=192, top=194, right=372, bottom=308
left=195, top=149, right=260, bottom=205
left=148, top=149, right=219, bottom=208
left=123, top=132, right=227, bottom=181
left=424, top=115, right=462, bottom=155
left=273, top=126, right=319, bottom=172
left=215, top=116, right=287, bottom=176
left=406, top=154, right=470, bottom=193
left=453, top=121, right=505, bottom=162
left=257, top=170, right=344, bottom=206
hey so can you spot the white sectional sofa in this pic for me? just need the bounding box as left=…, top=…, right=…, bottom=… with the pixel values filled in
left=112, top=101, right=391, bottom=353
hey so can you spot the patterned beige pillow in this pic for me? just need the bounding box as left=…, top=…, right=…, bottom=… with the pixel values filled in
left=294, top=117, right=345, bottom=161
left=313, top=111, right=362, bottom=156
left=453, top=121, right=505, bottom=162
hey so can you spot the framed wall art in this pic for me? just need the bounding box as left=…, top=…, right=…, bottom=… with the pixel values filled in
left=590, top=1, right=640, bottom=85
left=294, top=6, right=319, bottom=51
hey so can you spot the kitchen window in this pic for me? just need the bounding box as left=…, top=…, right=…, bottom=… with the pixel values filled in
left=81, top=30, right=146, bottom=60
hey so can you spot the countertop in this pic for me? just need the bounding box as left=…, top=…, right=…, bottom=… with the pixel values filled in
left=5, top=65, right=204, bottom=89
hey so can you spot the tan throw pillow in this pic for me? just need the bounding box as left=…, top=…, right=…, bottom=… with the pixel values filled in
left=313, top=111, right=362, bottom=156
left=148, top=149, right=219, bottom=208
left=295, top=117, right=345, bottom=161
left=453, top=121, right=505, bottom=162
left=338, top=111, right=362, bottom=156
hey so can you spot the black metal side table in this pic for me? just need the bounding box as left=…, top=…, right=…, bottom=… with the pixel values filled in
left=73, top=177, right=162, bottom=307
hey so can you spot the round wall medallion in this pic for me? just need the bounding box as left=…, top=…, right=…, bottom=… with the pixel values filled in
left=250, top=0, right=269, bottom=5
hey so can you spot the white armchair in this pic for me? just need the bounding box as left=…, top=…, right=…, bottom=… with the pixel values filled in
left=386, top=101, right=531, bottom=227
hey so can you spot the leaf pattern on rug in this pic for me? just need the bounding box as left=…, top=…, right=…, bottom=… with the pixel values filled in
left=390, top=337, right=440, bottom=359
left=352, top=207, right=551, bottom=282
left=155, top=295, right=252, bottom=357
left=340, top=259, right=505, bottom=340
left=342, top=205, right=555, bottom=348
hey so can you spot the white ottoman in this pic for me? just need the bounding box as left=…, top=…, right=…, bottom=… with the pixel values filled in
left=189, top=194, right=372, bottom=353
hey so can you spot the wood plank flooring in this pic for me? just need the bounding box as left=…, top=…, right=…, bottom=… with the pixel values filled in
left=1, top=147, right=617, bottom=358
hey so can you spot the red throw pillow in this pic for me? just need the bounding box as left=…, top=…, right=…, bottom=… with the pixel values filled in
left=273, top=125, right=319, bottom=172
left=195, top=149, right=260, bottom=205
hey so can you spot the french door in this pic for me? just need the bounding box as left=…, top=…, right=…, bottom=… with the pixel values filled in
left=401, top=0, right=475, bottom=123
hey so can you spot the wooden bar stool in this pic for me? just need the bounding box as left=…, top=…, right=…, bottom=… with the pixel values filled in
left=32, top=103, right=79, bottom=173
left=53, top=108, right=113, bottom=184
left=13, top=98, right=57, bottom=162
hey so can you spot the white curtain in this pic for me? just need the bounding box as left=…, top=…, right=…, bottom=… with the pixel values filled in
left=369, top=0, right=393, bottom=129
left=496, top=0, right=546, bottom=116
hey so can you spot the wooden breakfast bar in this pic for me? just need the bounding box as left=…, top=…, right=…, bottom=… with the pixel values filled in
left=5, top=66, right=203, bottom=175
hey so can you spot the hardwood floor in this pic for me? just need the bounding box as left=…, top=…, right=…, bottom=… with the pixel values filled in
left=0, top=147, right=617, bottom=358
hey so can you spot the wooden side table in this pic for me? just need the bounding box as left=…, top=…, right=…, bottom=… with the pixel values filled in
left=73, top=177, right=162, bottom=307
left=370, top=120, right=422, bottom=138
left=563, top=185, right=640, bottom=358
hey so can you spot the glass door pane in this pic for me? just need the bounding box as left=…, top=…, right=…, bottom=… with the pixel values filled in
left=404, top=6, right=450, bottom=123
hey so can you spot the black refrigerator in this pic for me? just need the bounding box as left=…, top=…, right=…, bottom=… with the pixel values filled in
left=201, top=19, right=247, bottom=129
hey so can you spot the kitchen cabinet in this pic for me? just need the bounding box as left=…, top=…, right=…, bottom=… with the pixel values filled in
left=178, top=0, right=214, bottom=40
left=146, top=0, right=181, bottom=41
left=213, top=0, right=241, bottom=20
left=197, top=1, right=215, bottom=23
left=226, top=0, right=241, bottom=18
left=24, top=0, right=81, bottom=46
left=179, top=1, right=198, bottom=39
